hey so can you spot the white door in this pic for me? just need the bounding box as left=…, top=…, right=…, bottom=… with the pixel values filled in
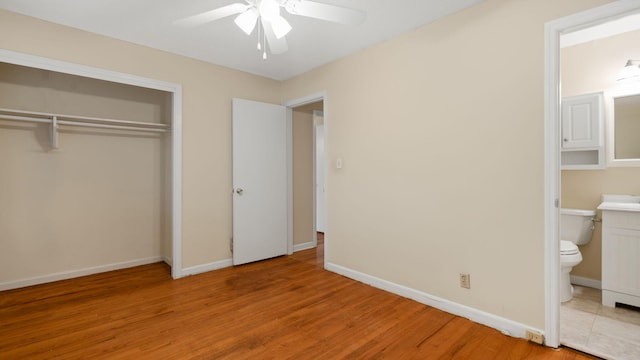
left=232, top=98, right=287, bottom=265
left=314, top=110, right=326, bottom=233
left=561, top=93, right=602, bottom=149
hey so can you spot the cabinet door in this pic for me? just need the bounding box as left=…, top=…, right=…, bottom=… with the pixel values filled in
left=561, top=93, right=602, bottom=149
left=602, top=226, right=640, bottom=297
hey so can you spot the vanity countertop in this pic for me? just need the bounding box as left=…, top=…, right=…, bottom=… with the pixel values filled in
left=597, top=195, right=640, bottom=212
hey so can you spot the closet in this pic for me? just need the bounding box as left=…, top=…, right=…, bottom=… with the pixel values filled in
left=0, top=62, right=172, bottom=290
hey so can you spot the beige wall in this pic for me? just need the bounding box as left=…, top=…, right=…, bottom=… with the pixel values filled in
left=0, top=10, right=281, bottom=275
left=561, top=29, right=640, bottom=281
left=292, top=106, right=314, bottom=246
left=0, top=63, right=171, bottom=283
left=282, top=0, right=612, bottom=329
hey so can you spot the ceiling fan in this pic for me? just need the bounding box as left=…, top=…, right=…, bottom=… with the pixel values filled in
left=176, top=0, right=366, bottom=59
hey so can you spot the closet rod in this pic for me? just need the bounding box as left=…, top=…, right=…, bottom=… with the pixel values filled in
left=0, top=107, right=170, bottom=131
left=0, top=113, right=168, bottom=133
left=0, top=113, right=51, bottom=124
left=57, top=120, right=168, bottom=132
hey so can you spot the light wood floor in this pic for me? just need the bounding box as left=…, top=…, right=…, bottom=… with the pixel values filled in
left=1, top=236, right=596, bottom=359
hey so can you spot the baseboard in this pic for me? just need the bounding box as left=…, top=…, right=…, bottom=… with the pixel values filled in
left=0, top=256, right=164, bottom=291
left=182, top=258, right=233, bottom=277
left=326, top=262, right=539, bottom=341
left=570, top=275, right=601, bottom=289
left=293, top=241, right=316, bottom=252
left=182, top=245, right=317, bottom=275
left=163, top=255, right=173, bottom=266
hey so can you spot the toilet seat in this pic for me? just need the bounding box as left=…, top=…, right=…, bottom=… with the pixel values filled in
left=560, top=240, right=579, bottom=256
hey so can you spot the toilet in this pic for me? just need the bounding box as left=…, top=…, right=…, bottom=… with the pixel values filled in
left=560, top=208, right=596, bottom=302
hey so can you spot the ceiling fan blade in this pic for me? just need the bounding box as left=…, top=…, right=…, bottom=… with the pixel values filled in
left=262, top=19, right=288, bottom=54
left=175, top=3, right=250, bottom=27
left=285, top=0, right=366, bottom=26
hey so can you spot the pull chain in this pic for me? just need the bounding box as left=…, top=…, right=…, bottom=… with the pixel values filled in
left=262, top=21, right=267, bottom=60
left=257, top=19, right=262, bottom=51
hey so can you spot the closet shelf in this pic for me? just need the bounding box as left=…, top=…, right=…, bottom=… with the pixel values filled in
left=0, top=107, right=170, bottom=149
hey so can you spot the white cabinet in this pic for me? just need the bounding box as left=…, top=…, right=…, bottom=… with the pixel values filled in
left=561, top=93, right=604, bottom=170
left=562, top=93, right=601, bottom=148
left=598, top=195, right=640, bottom=308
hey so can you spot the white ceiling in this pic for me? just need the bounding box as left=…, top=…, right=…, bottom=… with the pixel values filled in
left=0, top=0, right=484, bottom=80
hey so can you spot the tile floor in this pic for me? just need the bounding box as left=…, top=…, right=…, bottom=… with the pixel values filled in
left=561, top=285, right=640, bottom=360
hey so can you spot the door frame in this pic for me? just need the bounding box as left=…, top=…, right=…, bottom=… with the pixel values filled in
left=543, top=0, right=640, bottom=348
left=0, top=49, right=184, bottom=279
left=284, top=91, right=328, bottom=268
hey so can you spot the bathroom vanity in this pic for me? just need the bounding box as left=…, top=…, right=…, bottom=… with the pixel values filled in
left=598, top=195, right=640, bottom=308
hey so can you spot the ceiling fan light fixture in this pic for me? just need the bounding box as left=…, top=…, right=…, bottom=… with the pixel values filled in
left=617, top=59, right=640, bottom=81
left=270, top=15, right=292, bottom=39
left=259, top=0, right=280, bottom=21
left=234, top=8, right=259, bottom=35
left=284, top=0, right=302, bottom=14
left=178, top=0, right=366, bottom=60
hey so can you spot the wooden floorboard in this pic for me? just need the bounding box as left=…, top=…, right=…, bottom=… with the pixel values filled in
left=1, top=239, right=597, bottom=359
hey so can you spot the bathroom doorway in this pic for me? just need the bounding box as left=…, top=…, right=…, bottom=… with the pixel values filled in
left=547, top=4, right=640, bottom=358
left=559, top=18, right=640, bottom=358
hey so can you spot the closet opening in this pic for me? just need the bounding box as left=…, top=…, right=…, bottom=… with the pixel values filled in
left=0, top=59, right=180, bottom=290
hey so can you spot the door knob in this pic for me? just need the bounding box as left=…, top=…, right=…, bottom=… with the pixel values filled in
left=235, top=188, right=244, bottom=195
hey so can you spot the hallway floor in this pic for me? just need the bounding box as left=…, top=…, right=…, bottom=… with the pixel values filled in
left=561, top=285, right=640, bottom=360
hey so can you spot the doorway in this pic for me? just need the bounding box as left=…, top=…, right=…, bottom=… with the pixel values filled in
left=285, top=92, right=327, bottom=268
left=544, top=1, right=640, bottom=354
left=557, top=12, right=640, bottom=360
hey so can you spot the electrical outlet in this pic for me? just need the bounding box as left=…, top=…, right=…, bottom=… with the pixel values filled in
left=459, top=273, right=471, bottom=289
left=525, top=330, right=544, bottom=345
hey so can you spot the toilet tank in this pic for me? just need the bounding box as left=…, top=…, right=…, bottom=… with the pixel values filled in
left=561, top=208, right=596, bottom=245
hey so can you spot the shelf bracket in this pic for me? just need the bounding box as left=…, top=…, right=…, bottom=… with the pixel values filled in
left=51, top=115, right=59, bottom=150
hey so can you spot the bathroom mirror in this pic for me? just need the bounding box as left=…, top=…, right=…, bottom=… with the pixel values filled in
left=608, top=92, right=640, bottom=166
